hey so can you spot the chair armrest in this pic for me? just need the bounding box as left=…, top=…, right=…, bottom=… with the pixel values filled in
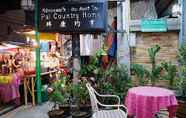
left=94, top=89, right=121, bottom=105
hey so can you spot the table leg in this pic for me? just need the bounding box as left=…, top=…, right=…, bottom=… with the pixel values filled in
left=31, top=77, right=36, bottom=106
left=24, top=78, right=28, bottom=105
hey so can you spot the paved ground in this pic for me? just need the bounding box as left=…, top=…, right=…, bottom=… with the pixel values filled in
left=0, top=102, right=53, bottom=118
left=0, top=102, right=170, bottom=118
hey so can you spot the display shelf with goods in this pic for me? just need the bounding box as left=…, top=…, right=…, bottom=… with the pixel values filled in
left=0, top=30, right=74, bottom=114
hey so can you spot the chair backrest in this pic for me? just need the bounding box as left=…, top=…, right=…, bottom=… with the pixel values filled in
left=86, top=83, right=99, bottom=112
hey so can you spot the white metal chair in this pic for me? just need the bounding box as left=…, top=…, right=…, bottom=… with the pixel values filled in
left=155, top=109, right=169, bottom=118
left=86, top=83, right=128, bottom=118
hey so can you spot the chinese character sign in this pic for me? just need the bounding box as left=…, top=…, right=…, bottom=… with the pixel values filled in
left=39, top=1, right=107, bottom=33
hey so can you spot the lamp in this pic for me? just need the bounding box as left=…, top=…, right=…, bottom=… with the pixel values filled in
left=21, top=0, right=35, bottom=10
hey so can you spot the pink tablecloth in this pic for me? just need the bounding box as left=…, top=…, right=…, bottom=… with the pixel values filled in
left=125, top=86, right=178, bottom=118
left=0, top=72, right=23, bottom=105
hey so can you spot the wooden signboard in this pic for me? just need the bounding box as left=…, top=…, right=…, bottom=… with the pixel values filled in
left=141, top=19, right=167, bottom=32
left=39, top=1, right=107, bottom=33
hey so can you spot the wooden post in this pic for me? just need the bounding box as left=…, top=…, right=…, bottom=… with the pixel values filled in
left=31, top=77, right=36, bottom=106
left=184, top=0, right=186, bottom=43
left=72, top=34, right=80, bottom=83
left=117, top=0, right=131, bottom=72
left=24, top=78, right=28, bottom=105
left=179, top=0, right=186, bottom=47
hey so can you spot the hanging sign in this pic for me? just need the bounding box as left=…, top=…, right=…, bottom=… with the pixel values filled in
left=141, top=19, right=167, bottom=32
left=39, top=1, right=107, bottom=33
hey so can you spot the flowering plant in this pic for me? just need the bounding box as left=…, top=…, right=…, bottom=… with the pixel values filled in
left=47, top=73, right=70, bottom=109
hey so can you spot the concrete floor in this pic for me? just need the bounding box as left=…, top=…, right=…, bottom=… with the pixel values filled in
left=0, top=102, right=53, bottom=118
left=0, top=102, right=171, bottom=118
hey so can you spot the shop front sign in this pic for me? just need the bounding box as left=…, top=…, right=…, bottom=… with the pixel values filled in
left=39, top=1, right=107, bottom=33
left=141, top=19, right=167, bottom=32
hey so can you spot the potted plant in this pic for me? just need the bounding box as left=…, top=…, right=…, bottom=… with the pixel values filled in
left=59, top=82, right=71, bottom=117
left=176, top=73, right=186, bottom=118
left=80, top=48, right=107, bottom=79
left=147, top=45, right=162, bottom=86
left=109, top=65, right=132, bottom=99
left=131, top=64, right=149, bottom=86
left=176, top=43, right=186, bottom=118
left=178, top=43, right=186, bottom=97
left=47, top=80, right=65, bottom=118
left=96, top=64, right=132, bottom=104
left=131, top=45, right=162, bottom=86
left=70, top=81, right=91, bottom=118
left=58, top=73, right=71, bottom=117
left=47, top=75, right=71, bottom=118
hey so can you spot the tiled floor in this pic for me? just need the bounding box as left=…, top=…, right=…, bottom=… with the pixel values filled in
left=1, top=102, right=172, bottom=118
left=0, top=102, right=53, bottom=118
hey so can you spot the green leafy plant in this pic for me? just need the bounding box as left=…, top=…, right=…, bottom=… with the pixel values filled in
left=70, top=81, right=89, bottom=110
left=80, top=64, right=97, bottom=77
left=131, top=64, right=149, bottom=86
left=148, top=45, right=162, bottom=85
left=80, top=51, right=102, bottom=77
left=80, top=48, right=108, bottom=78
left=48, top=80, right=65, bottom=109
left=97, top=64, right=132, bottom=102
left=48, top=74, right=71, bottom=109
left=161, top=62, right=177, bottom=88
left=178, top=44, right=186, bottom=96
left=150, top=65, right=162, bottom=86
left=131, top=45, right=162, bottom=86
left=110, top=65, right=132, bottom=98
left=179, top=44, right=186, bottom=66
left=148, top=45, right=160, bottom=67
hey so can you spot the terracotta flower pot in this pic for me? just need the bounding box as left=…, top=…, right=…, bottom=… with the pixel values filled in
left=176, top=99, right=186, bottom=118
left=71, top=111, right=90, bottom=118
left=71, top=105, right=92, bottom=118
left=59, top=105, right=71, bottom=117
left=48, top=109, right=64, bottom=118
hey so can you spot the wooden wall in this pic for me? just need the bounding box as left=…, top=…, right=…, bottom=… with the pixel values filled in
left=132, top=32, right=179, bottom=68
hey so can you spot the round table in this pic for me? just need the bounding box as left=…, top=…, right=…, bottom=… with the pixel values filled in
left=125, top=86, right=177, bottom=118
